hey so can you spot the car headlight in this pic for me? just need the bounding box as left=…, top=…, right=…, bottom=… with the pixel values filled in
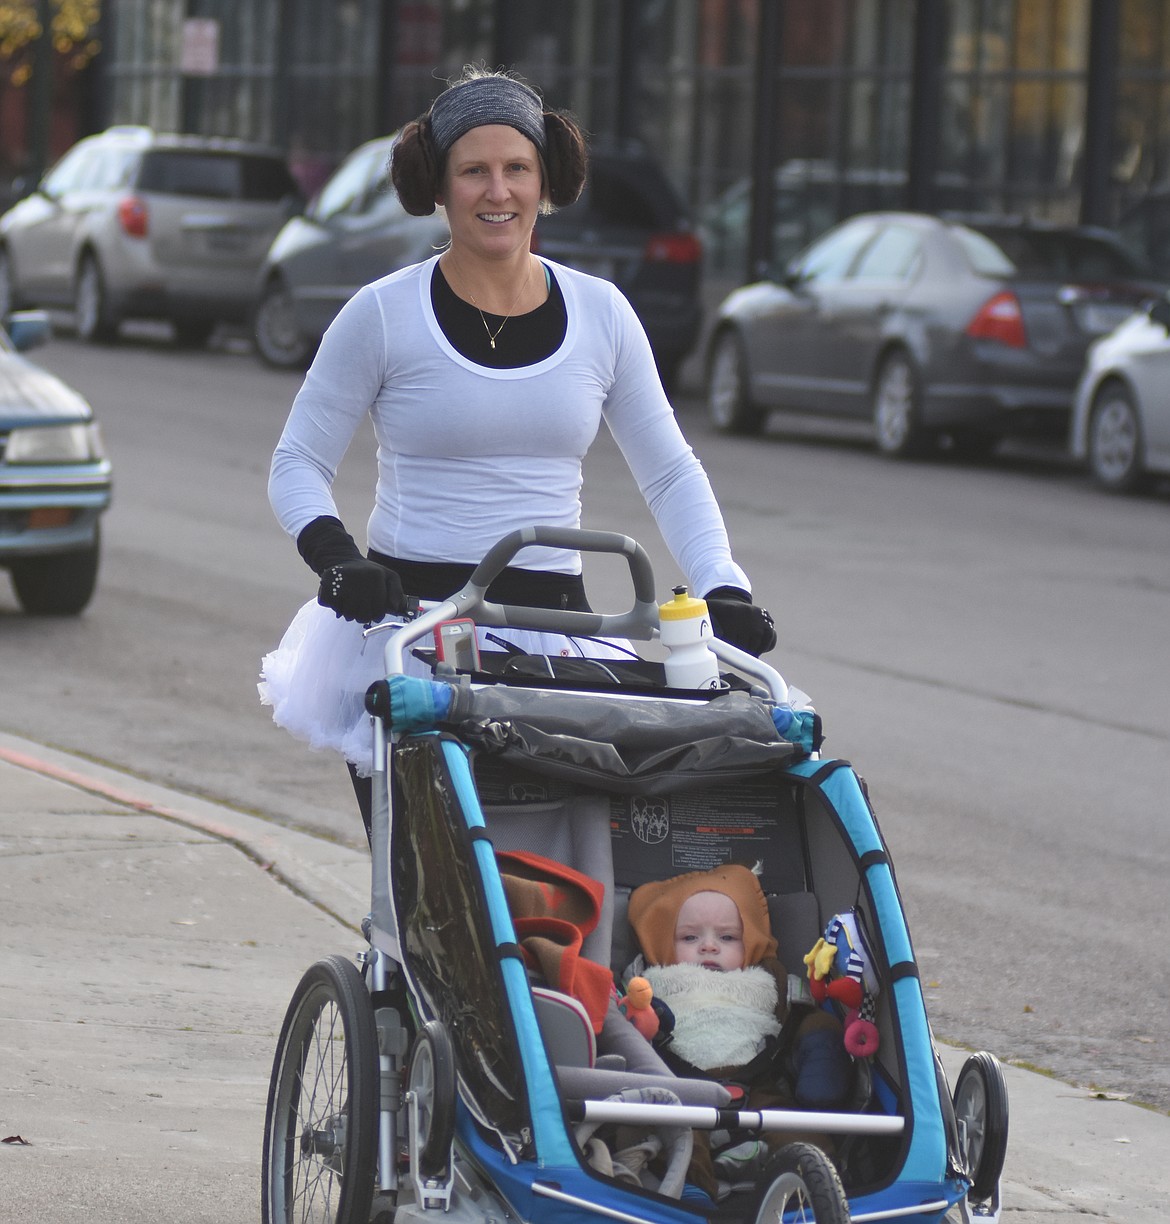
left=5, top=422, right=105, bottom=463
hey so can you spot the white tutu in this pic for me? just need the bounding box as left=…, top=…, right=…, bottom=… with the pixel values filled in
left=259, top=599, right=637, bottom=776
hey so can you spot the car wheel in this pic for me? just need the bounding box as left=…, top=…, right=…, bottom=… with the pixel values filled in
left=172, top=319, right=216, bottom=348
left=1088, top=382, right=1146, bottom=493
left=9, top=532, right=100, bottom=616
left=873, top=349, right=932, bottom=458
left=254, top=277, right=316, bottom=369
left=707, top=329, right=765, bottom=435
left=74, top=254, right=119, bottom=343
left=0, top=246, right=15, bottom=318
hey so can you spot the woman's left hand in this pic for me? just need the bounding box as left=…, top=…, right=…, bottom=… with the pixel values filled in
left=704, top=586, right=777, bottom=656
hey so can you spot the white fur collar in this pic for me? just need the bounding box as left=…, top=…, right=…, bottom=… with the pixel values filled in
left=642, top=962, right=780, bottom=1071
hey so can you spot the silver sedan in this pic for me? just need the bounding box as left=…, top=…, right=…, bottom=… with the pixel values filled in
left=1070, top=297, right=1170, bottom=491
left=706, top=211, right=1162, bottom=458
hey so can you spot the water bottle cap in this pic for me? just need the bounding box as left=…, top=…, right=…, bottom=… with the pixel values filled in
left=659, top=587, right=709, bottom=621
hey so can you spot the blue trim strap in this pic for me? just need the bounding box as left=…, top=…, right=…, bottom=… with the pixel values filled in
left=438, top=740, right=579, bottom=1168
left=788, top=757, right=947, bottom=1184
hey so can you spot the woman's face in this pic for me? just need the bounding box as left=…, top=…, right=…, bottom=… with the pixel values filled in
left=439, top=124, right=546, bottom=263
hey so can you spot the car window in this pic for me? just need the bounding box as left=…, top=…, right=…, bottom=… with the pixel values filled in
left=81, top=148, right=139, bottom=191
left=311, top=144, right=387, bottom=221
left=136, top=151, right=293, bottom=201
left=573, top=155, right=686, bottom=230
left=966, top=225, right=1145, bottom=279
left=850, top=225, right=922, bottom=280
left=794, top=219, right=880, bottom=284
left=240, top=156, right=300, bottom=201
left=41, top=144, right=97, bottom=196
left=953, top=226, right=1017, bottom=277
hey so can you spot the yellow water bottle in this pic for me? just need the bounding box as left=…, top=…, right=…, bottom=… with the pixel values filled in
left=659, top=586, right=722, bottom=690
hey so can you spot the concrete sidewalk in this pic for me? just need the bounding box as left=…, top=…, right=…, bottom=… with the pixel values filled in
left=1, top=730, right=1166, bottom=1223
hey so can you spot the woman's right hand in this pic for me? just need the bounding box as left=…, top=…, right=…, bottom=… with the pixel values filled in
left=318, top=558, right=408, bottom=623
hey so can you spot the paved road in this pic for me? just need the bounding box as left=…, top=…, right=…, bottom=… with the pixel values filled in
left=4, top=733, right=1169, bottom=1224
left=2, top=329, right=1168, bottom=1127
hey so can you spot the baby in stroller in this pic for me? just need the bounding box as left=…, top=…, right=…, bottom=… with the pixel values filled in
left=626, top=864, right=854, bottom=1196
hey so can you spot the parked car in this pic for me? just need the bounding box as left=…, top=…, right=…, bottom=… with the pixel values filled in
left=253, top=134, right=448, bottom=369
left=533, top=140, right=703, bottom=392
left=1070, top=295, right=1170, bottom=491
left=0, top=126, right=303, bottom=346
left=705, top=211, right=1167, bottom=456
left=254, top=136, right=702, bottom=392
left=0, top=312, right=111, bottom=614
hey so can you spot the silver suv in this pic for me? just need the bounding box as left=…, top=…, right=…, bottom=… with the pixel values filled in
left=0, top=127, right=302, bottom=345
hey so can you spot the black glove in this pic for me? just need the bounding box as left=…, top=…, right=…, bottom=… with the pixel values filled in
left=704, top=585, right=777, bottom=656
left=296, top=515, right=407, bottom=623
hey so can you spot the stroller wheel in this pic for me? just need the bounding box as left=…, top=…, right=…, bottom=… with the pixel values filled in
left=262, top=955, right=379, bottom=1224
left=751, top=1142, right=850, bottom=1224
left=408, top=1020, right=457, bottom=1178
left=953, top=1051, right=1009, bottom=1203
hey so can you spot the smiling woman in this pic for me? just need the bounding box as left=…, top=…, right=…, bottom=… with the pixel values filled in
left=260, top=66, right=776, bottom=844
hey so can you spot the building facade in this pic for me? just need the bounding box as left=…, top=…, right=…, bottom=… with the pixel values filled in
left=3, top=1, right=1170, bottom=281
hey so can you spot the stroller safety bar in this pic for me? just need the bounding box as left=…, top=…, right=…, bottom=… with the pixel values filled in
left=367, top=526, right=791, bottom=702
left=571, top=1100, right=905, bottom=1137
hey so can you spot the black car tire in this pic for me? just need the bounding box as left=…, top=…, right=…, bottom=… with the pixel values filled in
left=10, top=532, right=100, bottom=616
left=708, top=329, right=766, bottom=435
left=0, top=246, right=16, bottom=318
left=74, top=254, right=119, bottom=343
left=1088, top=382, right=1146, bottom=493
left=873, top=349, right=932, bottom=458
left=254, top=277, right=316, bottom=369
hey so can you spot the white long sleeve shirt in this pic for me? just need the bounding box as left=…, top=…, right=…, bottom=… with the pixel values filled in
left=268, top=255, right=750, bottom=597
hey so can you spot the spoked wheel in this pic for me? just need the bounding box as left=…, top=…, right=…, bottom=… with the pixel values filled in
left=407, top=1020, right=457, bottom=1179
left=1088, top=383, right=1145, bottom=493
left=953, top=1051, right=1009, bottom=1204
left=873, top=349, right=931, bottom=458
left=262, top=955, right=379, bottom=1224
left=751, top=1142, right=850, bottom=1224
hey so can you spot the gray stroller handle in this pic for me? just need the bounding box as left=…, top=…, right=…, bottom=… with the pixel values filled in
left=465, top=527, right=660, bottom=638
left=375, top=528, right=662, bottom=676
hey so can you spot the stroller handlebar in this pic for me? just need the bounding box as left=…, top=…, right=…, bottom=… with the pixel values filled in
left=368, top=527, right=789, bottom=703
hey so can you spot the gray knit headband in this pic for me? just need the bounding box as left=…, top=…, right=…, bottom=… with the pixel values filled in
left=429, top=76, right=547, bottom=157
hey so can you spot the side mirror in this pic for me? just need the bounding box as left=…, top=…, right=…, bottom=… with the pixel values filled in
left=1149, top=297, right=1170, bottom=332
left=5, top=309, right=52, bottom=352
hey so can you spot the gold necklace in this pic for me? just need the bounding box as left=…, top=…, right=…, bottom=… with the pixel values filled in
left=451, top=257, right=532, bottom=350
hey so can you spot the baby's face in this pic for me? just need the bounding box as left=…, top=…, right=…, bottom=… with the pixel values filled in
left=673, top=890, right=745, bottom=971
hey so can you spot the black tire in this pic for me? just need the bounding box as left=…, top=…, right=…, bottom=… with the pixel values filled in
left=707, top=328, right=766, bottom=435
left=872, top=348, right=932, bottom=458
left=953, top=1051, right=1009, bottom=1204
left=74, top=253, right=118, bottom=342
left=10, top=532, right=100, bottom=615
left=750, top=1142, right=850, bottom=1224
left=254, top=277, right=316, bottom=369
left=0, top=246, right=16, bottom=318
left=1088, top=382, right=1146, bottom=493
left=408, top=1020, right=456, bottom=1179
left=262, top=955, right=379, bottom=1224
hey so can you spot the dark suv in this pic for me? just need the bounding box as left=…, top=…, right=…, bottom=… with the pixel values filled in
left=533, top=142, right=702, bottom=393
left=0, top=127, right=303, bottom=345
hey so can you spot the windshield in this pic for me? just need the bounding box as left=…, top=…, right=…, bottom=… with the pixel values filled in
left=961, top=224, right=1145, bottom=280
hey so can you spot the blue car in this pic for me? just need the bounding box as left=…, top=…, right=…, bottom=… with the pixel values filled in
left=0, top=312, right=112, bottom=614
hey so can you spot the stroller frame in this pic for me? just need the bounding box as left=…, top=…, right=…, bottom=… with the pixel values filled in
left=262, top=528, right=1007, bottom=1224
